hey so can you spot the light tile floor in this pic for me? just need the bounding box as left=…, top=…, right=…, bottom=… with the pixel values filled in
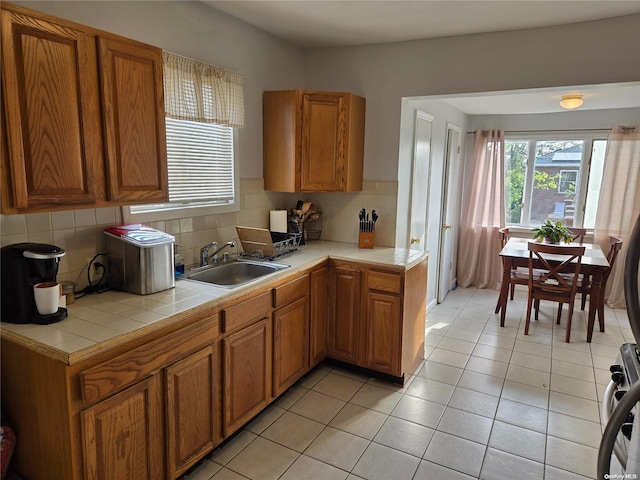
left=183, top=286, right=634, bottom=480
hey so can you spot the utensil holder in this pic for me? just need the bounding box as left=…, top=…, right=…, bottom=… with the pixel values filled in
left=359, top=231, right=375, bottom=249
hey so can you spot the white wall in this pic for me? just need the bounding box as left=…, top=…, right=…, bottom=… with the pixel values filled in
left=12, top=0, right=306, bottom=179
left=304, top=15, right=640, bottom=181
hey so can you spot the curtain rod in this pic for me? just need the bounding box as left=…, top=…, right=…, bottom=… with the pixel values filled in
left=466, top=128, right=611, bottom=134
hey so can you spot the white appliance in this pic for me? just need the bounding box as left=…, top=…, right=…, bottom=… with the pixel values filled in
left=598, top=214, right=640, bottom=477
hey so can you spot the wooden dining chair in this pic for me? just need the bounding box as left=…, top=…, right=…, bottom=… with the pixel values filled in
left=576, top=235, right=623, bottom=328
left=568, top=227, right=587, bottom=243
left=525, top=242, right=585, bottom=343
left=497, top=227, right=544, bottom=302
left=499, top=227, right=510, bottom=249
left=495, top=227, right=528, bottom=315
left=495, top=227, right=514, bottom=314
left=495, top=227, right=526, bottom=303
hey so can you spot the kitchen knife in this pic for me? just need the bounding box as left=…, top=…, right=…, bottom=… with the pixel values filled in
left=372, top=210, right=378, bottom=232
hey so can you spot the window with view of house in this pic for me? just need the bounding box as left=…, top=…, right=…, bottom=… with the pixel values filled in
left=558, top=170, right=578, bottom=194
left=504, top=134, right=608, bottom=229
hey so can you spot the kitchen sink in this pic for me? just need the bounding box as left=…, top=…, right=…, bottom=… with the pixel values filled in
left=184, top=259, right=289, bottom=288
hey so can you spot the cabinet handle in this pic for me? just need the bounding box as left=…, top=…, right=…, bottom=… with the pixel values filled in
left=410, top=237, right=420, bottom=245
left=442, top=224, right=452, bottom=230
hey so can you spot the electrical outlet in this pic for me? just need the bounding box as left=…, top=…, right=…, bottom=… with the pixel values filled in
left=86, top=257, right=100, bottom=283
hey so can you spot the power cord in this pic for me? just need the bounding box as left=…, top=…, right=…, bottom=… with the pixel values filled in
left=75, top=253, right=110, bottom=298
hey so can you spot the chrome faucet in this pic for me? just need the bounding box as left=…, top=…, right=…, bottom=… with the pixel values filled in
left=200, top=241, right=235, bottom=266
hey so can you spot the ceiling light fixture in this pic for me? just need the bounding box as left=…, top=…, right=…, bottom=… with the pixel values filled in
left=559, top=95, right=584, bottom=110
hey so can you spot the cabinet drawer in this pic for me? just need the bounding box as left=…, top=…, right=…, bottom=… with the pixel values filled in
left=222, top=292, right=271, bottom=333
left=80, top=313, right=218, bottom=405
left=273, top=274, right=309, bottom=309
left=367, top=270, right=402, bottom=294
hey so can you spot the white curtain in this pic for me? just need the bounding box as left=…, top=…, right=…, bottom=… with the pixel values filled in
left=162, top=51, right=244, bottom=128
left=458, top=129, right=506, bottom=289
left=594, top=125, right=640, bottom=308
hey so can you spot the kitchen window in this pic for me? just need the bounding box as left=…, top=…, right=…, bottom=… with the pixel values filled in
left=127, top=51, right=244, bottom=221
left=504, top=132, right=608, bottom=229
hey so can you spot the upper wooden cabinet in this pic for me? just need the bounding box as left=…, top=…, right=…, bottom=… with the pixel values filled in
left=0, top=3, right=168, bottom=214
left=98, top=36, right=167, bottom=203
left=263, top=90, right=365, bottom=192
left=1, top=7, right=104, bottom=210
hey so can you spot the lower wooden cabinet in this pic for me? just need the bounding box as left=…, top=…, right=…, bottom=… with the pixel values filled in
left=273, top=296, right=309, bottom=396
left=326, top=258, right=427, bottom=381
left=223, top=318, right=272, bottom=436
left=165, top=345, right=219, bottom=478
left=1, top=259, right=425, bottom=480
left=81, top=375, right=164, bottom=480
left=327, top=262, right=362, bottom=363
left=310, top=266, right=328, bottom=365
left=362, top=291, right=402, bottom=374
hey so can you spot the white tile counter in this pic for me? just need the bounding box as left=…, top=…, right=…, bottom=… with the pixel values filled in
left=1, top=241, right=427, bottom=364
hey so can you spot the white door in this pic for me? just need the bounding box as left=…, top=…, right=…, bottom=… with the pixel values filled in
left=409, top=111, right=433, bottom=252
left=437, top=125, right=461, bottom=302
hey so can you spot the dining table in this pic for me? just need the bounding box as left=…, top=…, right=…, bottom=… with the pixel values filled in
left=496, top=237, right=610, bottom=342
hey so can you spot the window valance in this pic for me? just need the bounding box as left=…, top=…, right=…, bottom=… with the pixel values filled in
left=163, top=51, right=244, bottom=128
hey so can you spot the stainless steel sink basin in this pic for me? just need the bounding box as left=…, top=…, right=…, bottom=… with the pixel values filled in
left=184, top=260, right=289, bottom=288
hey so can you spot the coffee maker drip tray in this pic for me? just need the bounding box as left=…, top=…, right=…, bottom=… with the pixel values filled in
left=32, top=308, right=67, bottom=325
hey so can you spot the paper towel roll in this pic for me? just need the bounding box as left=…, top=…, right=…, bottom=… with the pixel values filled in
left=270, top=210, right=288, bottom=233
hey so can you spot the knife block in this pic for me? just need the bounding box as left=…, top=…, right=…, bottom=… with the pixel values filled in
left=358, top=231, right=375, bottom=249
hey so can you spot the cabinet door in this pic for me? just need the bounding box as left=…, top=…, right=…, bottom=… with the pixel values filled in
left=165, top=345, right=218, bottom=478
left=310, top=266, right=328, bottom=365
left=1, top=9, right=103, bottom=210
left=223, top=318, right=271, bottom=436
left=82, top=375, right=163, bottom=480
left=363, top=292, right=402, bottom=376
left=273, top=297, right=309, bottom=396
left=327, top=263, right=361, bottom=363
left=98, top=36, right=168, bottom=203
left=301, top=92, right=346, bottom=191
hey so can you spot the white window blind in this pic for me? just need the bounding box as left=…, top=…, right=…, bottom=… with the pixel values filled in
left=166, top=118, right=234, bottom=204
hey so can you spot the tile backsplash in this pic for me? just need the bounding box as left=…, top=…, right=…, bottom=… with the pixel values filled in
left=1, top=178, right=398, bottom=290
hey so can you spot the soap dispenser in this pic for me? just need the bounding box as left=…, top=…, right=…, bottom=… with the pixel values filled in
left=174, top=244, right=185, bottom=278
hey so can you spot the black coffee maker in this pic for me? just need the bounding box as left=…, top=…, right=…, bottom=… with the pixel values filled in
left=1, top=243, right=67, bottom=324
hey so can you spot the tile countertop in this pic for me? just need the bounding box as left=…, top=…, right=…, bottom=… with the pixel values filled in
left=0, top=241, right=428, bottom=365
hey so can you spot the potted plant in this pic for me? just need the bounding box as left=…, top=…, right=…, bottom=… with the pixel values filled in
left=532, top=220, right=573, bottom=244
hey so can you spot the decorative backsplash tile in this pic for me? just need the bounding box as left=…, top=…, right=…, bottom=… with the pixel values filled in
left=0, top=178, right=399, bottom=290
